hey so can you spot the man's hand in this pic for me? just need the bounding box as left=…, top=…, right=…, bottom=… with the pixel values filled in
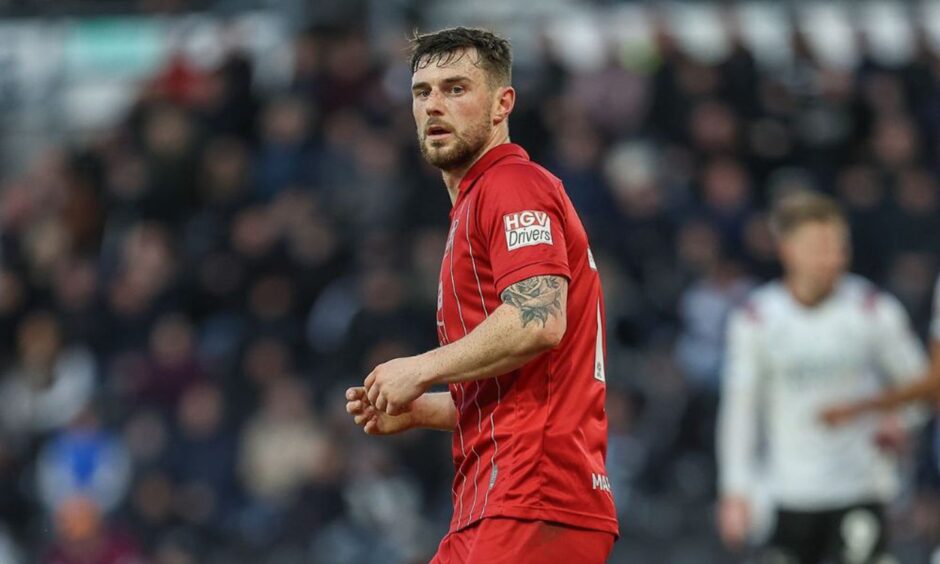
left=873, top=414, right=908, bottom=454
left=345, top=387, right=414, bottom=435
left=820, top=401, right=869, bottom=426
left=717, top=495, right=751, bottom=551
left=364, top=356, right=432, bottom=415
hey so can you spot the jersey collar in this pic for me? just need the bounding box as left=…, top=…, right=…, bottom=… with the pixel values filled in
left=457, top=143, right=530, bottom=195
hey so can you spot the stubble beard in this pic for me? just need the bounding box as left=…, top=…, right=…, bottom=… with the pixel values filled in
left=419, top=118, right=491, bottom=172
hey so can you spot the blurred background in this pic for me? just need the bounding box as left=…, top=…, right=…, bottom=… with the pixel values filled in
left=1, top=0, right=940, bottom=562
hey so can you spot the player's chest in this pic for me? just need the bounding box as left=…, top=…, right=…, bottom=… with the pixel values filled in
left=764, top=310, right=873, bottom=384
left=439, top=206, right=492, bottom=285
left=436, top=211, right=496, bottom=337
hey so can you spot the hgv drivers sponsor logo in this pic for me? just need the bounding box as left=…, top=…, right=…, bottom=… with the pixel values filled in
left=503, top=210, right=553, bottom=251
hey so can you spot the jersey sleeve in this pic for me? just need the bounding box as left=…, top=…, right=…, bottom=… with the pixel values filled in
left=717, top=307, right=764, bottom=497
left=476, top=164, right=571, bottom=295
left=873, top=291, right=929, bottom=427
left=873, top=292, right=928, bottom=384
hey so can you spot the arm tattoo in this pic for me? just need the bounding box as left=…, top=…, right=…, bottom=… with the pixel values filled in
left=500, top=276, right=566, bottom=328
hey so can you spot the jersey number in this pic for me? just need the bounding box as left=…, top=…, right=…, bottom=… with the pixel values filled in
left=594, top=300, right=606, bottom=383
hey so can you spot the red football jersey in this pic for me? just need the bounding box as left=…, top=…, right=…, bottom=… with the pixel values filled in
left=436, top=143, right=618, bottom=536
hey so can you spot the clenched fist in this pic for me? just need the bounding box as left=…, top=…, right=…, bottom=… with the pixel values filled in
left=364, top=356, right=432, bottom=415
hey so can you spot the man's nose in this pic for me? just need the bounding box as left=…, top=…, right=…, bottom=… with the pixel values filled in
left=425, top=89, right=444, bottom=115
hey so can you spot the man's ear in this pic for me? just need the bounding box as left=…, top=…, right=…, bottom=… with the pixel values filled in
left=493, top=86, right=516, bottom=126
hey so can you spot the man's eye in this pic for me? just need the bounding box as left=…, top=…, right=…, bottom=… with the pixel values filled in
left=451, top=86, right=464, bottom=94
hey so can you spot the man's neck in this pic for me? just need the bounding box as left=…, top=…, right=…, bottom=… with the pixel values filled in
left=785, top=276, right=838, bottom=308
left=442, top=130, right=510, bottom=205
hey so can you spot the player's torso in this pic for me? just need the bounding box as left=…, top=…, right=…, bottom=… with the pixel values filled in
left=752, top=279, right=896, bottom=504
left=436, top=193, right=494, bottom=345
left=758, top=280, right=882, bottom=399
left=435, top=165, right=617, bottom=534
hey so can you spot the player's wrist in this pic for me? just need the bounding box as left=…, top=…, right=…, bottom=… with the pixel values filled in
left=397, top=409, right=418, bottom=432
left=406, top=393, right=432, bottom=429
left=415, top=349, right=446, bottom=387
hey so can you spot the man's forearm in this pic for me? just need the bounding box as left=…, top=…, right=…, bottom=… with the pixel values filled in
left=718, top=374, right=760, bottom=497
left=411, top=392, right=458, bottom=431
left=867, top=376, right=939, bottom=411
left=364, top=275, right=567, bottom=416
left=419, top=302, right=560, bottom=386
left=717, top=394, right=757, bottom=499
left=867, top=341, right=940, bottom=411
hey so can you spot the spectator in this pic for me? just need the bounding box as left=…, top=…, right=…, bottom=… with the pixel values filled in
left=36, top=408, right=131, bottom=515
left=0, top=313, right=96, bottom=446
left=41, top=496, right=142, bottom=564
left=166, top=382, right=238, bottom=530
left=134, top=313, right=206, bottom=410
left=238, top=377, right=325, bottom=506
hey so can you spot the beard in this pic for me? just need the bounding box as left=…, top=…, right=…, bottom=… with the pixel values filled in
left=419, top=118, right=491, bottom=172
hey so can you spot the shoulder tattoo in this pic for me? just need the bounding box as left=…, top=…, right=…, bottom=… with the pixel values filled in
left=500, top=275, right=566, bottom=328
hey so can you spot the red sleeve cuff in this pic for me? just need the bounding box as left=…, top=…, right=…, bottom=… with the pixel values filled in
left=493, top=261, right=571, bottom=296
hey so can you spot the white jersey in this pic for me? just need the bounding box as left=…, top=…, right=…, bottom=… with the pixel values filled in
left=718, top=275, right=927, bottom=510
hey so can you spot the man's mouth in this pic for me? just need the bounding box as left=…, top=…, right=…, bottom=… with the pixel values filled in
left=426, top=125, right=453, bottom=140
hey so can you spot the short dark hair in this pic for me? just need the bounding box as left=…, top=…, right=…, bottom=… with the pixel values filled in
left=770, top=191, right=847, bottom=239
left=409, top=27, right=512, bottom=87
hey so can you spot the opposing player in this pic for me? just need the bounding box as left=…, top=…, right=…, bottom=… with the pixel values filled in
left=344, top=27, right=618, bottom=563
left=821, top=274, right=940, bottom=424
left=716, top=192, right=926, bottom=564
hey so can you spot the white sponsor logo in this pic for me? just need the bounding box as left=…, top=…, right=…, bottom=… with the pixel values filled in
left=592, top=473, right=611, bottom=492
left=587, top=247, right=597, bottom=270
left=503, top=210, right=553, bottom=251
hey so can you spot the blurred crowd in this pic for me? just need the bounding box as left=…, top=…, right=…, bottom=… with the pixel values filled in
left=1, top=6, right=940, bottom=564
